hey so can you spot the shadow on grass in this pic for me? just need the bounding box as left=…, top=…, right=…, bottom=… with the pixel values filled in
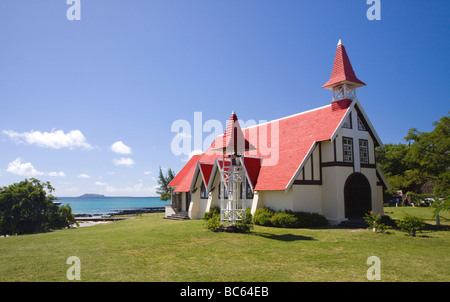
left=252, top=232, right=316, bottom=242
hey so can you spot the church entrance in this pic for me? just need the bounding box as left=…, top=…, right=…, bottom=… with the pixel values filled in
left=344, top=173, right=371, bottom=218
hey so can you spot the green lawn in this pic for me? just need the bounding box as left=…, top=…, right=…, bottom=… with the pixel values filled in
left=0, top=208, right=449, bottom=282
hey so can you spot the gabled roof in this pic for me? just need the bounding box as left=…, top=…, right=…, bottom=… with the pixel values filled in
left=205, top=158, right=231, bottom=191
left=172, top=98, right=383, bottom=193
left=242, top=100, right=350, bottom=191
left=187, top=162, right=214, bottom=193
left=199, top=162, right=214, bottom=187
left=212, top=111, right=256, bottom=154
left=170, top=42, right=385, bottom=194
left=170, top=154, right=202, bottom=192
left=322, top=40, right=366, bottom=90
left=240, top=156, right=262, bottom=190
left=168, top=154, right=201, bottom=188
left=187, top=99, right=349, bottom=192
left=330, top=98, right=383, bottom=148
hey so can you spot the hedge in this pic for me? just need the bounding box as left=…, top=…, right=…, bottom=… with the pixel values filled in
left=253, top=207, right=328, bottom=228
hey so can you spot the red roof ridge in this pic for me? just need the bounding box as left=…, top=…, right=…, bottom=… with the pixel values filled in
left=215, top=103, right=332, bottom=136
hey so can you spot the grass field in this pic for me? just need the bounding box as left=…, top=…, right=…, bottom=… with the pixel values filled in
left=0, top=207, right=449, bottom=282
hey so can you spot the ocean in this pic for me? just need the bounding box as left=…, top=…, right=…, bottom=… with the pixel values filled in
left=57, top=196, right=170, bottom=216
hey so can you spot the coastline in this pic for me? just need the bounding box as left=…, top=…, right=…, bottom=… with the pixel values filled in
left=74, top=207, right=165, bottom=227
left=74, top=206, right=165, bottom=217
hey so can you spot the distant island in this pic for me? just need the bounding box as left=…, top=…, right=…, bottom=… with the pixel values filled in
left=78, top=193, right=106, bottom=198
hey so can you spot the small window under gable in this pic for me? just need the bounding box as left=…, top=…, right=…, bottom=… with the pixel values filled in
left=218, top=181, right=228, bottom=199
left=200, top=181, right=208, bottom=199
left=241, top=178, right=254, bottom=199
left=357, top=116, right=366, bottom=131
left=343, top=112, right=352, bottom=129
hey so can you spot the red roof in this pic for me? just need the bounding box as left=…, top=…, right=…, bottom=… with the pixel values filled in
left=322, top=41, right=365, bottom=90
left=171, top=42, right=364, bottom=193
left=241, top=157, right=262, bottom=189
left=199, top=162, right=214, bottom=187
left=191, top=99, right=351, bottom=191
left=246, top=100, right=349, bottom=191
left=169, top=154, right=201, bottom=189
left=171, top=98, right=382, bottom=193
left=212, top=111, right=255, bottom=154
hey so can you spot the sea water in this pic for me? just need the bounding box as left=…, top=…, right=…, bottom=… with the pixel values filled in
left=57, top=196, right=170, bottom=216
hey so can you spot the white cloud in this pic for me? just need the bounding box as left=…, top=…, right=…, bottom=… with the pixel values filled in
left=78, top=173, right=91, bottom=179
left=6, top=158, right=65, bottom=177
left=7, top=158, right=44, bottom=177
left=112, top=157, right=135, bottom=167
left=95, top=181, right=107, bottom=186
left=110, top=141, right=132, bottom=154
left=182, top=149, right=203, bottom=162
left=48, top=171, right=66, bottom=177
left=2, top=129, right=93, bottom=150
left=144, top=170, right=152, bottom=175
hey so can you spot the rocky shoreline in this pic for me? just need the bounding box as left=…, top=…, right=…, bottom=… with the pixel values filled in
left=74, top=207, right=165, bottom=218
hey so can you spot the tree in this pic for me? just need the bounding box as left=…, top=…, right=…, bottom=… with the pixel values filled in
left=404, top=114, right=450, bottom=196
left=432, top=196, right=450, bottom=225
left=375, top=143, right=422, bottom=193
left=156, top=167, right=176, bottom=201
left=396, top=213, right=425, bottom=237
left=376, top=112, right=449, bottom=197
left=0, top=179, right=77, bottom=236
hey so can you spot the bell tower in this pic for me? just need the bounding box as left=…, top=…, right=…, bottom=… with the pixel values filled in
left=322, top=40, right=366, bottom=101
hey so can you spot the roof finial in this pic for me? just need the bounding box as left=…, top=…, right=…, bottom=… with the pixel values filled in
left=231, top=110, right=236, bottom=115
left=337, top=39, right=342, bottom=46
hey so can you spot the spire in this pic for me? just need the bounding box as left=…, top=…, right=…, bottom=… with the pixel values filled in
left=212, top=111, right=256, bottom=155
left=322, top=40, right=365, bottom=90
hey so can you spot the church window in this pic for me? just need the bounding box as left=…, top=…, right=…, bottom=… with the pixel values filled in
left=343, top=137, right=353, bottom=163
left=359, top=139, right=369, bottom=164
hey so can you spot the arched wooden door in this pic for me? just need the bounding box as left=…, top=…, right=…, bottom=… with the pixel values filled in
left=344, top=173, right=371, bottom=219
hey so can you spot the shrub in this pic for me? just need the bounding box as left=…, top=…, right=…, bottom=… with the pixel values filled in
left=363, top=211, right=390, bottom=233
left=203, top=206, right=220, bottom=221
left=396, top=213, right=425, bottom=237
left=270, top=212, right=297, bottom=228
left=235, top=220, right=254, bottom=233
left=287, top=211, right=328, bottom=228
left=205, top=214, right=222, bottom=232
left=244, top=208, right=253, bottom=224
left=203, top=207, right=252, bottom=233
left=252, top=207, right=275, bottom=226
left=253, top=208, right=328, bottom=228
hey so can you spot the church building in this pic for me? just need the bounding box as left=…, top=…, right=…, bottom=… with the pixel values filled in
left=166, top=40, right=389, bottom=225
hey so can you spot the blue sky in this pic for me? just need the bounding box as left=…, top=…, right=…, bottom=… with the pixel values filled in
left=0, top=0, right=449, bottom=196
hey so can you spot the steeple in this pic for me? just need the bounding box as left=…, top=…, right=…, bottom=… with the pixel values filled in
left=212, top=111, right=256, bottom=156
left=322, top=40, right=365, bottom=101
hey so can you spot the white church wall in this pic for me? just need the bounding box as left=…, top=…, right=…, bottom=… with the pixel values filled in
left=292, top=184, right=323, bottom=214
